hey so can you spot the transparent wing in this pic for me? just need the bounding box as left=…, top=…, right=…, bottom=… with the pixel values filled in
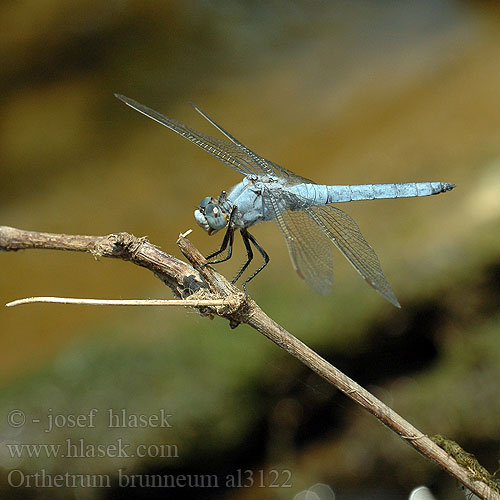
left=191, top=105, right=314, bottom=183
left=274, top=209, right=334, bottom=295
left=117, top=94, right=281, bottom=178
left=116, top=94, right=318, bottom=183
left=191, top=104, right=276, bottom=177
left=305, top=205, right=400, bottom=307
left=267, top=160, right=315, bottom=186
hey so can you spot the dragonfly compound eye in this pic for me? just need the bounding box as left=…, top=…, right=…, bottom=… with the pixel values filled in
left=194, top=197, right=227, bottom=234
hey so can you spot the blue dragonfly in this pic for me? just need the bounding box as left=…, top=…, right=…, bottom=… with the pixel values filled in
left=116, top=94, right=454, bottom=307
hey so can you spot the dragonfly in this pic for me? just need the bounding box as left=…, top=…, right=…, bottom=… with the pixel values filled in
left=115, top=94, right=455, bottom=307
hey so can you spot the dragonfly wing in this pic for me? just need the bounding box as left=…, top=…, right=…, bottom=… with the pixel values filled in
left=267, top=160, right=315, bottom=185
left=191, top=104, right=276, bottom=177
left=116, top=95, right=318, bottom=183
left=116, top=94, right=262, bottom=177
left=274, top=208, right=334, bottom=295
left=305, top=205, right=400, bottom=307
left=192, top=106, right=316, bottom=184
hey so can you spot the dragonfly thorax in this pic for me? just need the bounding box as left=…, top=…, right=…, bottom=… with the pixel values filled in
left=194, top=196, right=230, bottom=235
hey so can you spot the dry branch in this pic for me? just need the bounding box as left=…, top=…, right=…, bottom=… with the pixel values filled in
left=1, top=225, right=498, bottom=500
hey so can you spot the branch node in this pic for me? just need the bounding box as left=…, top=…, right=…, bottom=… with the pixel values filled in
left=187, top=289, right=250, bottom=326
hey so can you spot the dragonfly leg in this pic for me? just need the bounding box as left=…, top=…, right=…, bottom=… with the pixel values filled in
left=203, top=206, right=237, bottom=265
left=232, top=229, right=253, bottom=286
left=233, top=229, right=270, bottom=294
left=203, top=227, right=234, bottom=265
left=217, top=190, right=227, bottom=204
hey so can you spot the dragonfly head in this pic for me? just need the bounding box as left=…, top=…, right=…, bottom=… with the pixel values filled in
left=194, top=196, right=228, bottom=235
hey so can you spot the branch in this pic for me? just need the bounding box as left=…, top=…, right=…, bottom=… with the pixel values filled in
left=5, top=297, right=233, bottom=308
left=1, top=225, right=497, bottom=500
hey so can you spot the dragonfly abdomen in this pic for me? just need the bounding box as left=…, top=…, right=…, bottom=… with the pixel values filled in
left=322, top=182, right=455, bottom=203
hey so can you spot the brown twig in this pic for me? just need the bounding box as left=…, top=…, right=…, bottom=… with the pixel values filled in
left=1, top=225, right=497, bottom=500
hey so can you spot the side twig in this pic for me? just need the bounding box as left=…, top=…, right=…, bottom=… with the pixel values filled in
left=6, top=297, right=233, bottom=308
left=1, top=225, right=497, bottom=500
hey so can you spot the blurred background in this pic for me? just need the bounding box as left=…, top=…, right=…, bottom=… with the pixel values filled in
left=1, top=1, right=499, bottom=499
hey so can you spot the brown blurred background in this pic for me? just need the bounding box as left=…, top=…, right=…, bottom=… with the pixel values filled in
left=1, top=1, right=499, bottom=499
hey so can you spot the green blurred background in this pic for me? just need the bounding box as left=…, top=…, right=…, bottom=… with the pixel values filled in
left=1, top=1, right=499, bottom=499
